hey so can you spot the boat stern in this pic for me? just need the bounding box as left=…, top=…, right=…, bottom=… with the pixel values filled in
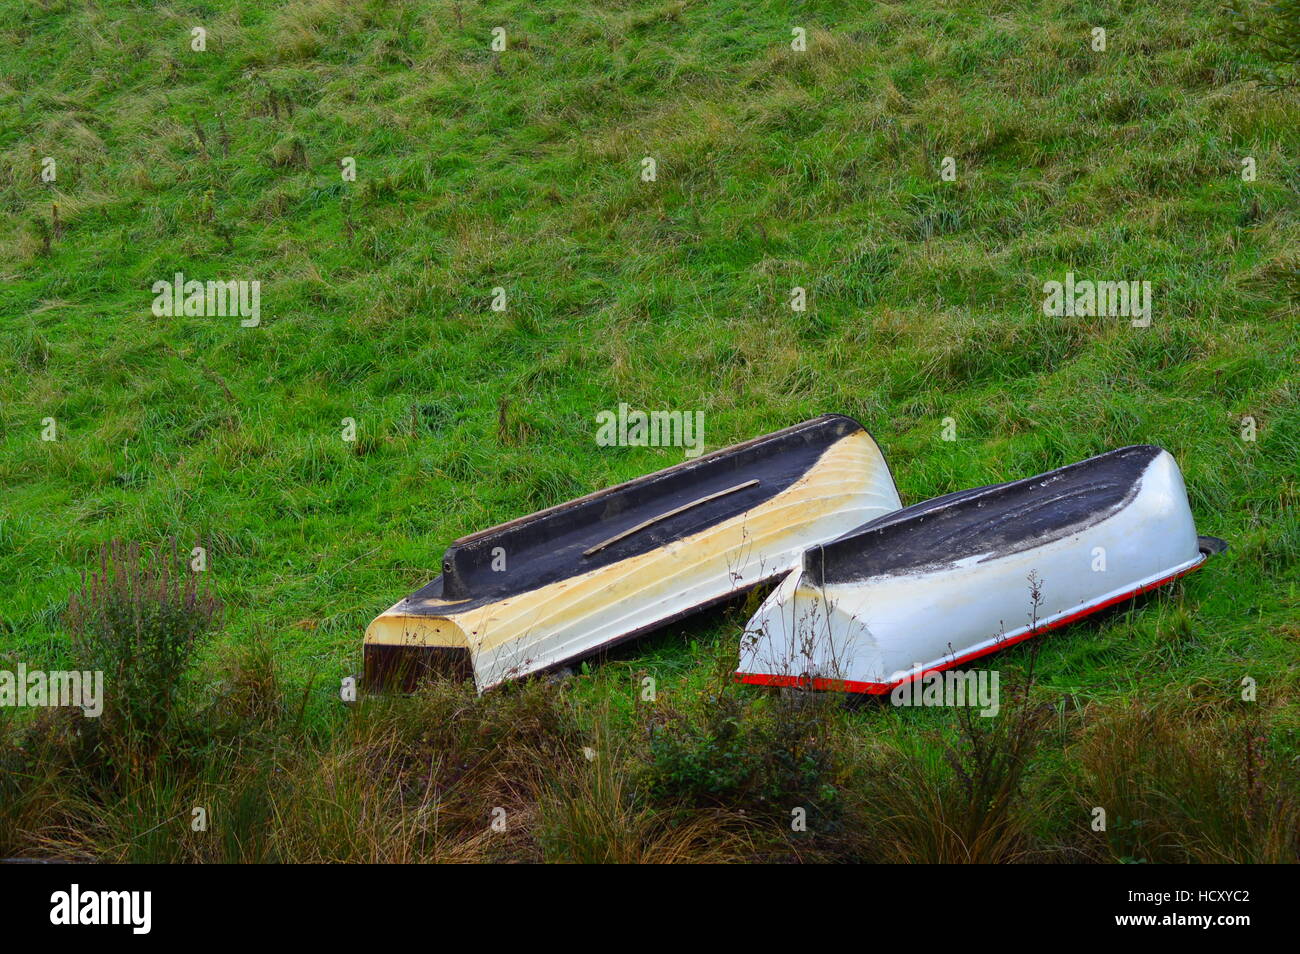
left=363, top=603, right=474, bottom=691
left=735, top=568, right=885, bottom=693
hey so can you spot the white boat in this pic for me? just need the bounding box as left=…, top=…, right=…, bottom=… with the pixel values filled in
left=736, top=445, right=1225, bottom=694
left=366, top=415, right=902, bottom=691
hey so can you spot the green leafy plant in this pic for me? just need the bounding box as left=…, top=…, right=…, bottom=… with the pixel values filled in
left=65, top=539, right=221, bottom=745
left=644, top=690, right=842, bottom=832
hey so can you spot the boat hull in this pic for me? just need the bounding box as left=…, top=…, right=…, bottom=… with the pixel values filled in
left=366, top=415, right=901, bottom=692
left=736, top=445, right=1224, bottom=694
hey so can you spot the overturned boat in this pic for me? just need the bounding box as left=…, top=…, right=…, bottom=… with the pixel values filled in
left=366, top=414, right=902, bottom=691
left=737, top=444, right=1225, bottom=694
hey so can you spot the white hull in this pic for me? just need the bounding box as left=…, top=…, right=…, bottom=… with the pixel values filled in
left=737, top=447, right=1219, bottom=693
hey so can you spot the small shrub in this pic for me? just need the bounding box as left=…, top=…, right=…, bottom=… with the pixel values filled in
left=65, top=539, right=221, bottom=744
left=643, top=690, right=843, bottom=833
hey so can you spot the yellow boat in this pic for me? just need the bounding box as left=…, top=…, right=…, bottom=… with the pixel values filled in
left=364, top=414, right=901, bottom=691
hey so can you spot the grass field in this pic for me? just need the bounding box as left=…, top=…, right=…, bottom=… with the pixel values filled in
left=1, top=0, right=1297, bottom=862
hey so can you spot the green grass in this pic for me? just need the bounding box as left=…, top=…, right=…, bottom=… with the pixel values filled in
left=1, top=0, right=1297, bottom=861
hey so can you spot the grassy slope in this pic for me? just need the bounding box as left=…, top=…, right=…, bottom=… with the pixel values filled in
left=1, top=0, right=1297, bottom=735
